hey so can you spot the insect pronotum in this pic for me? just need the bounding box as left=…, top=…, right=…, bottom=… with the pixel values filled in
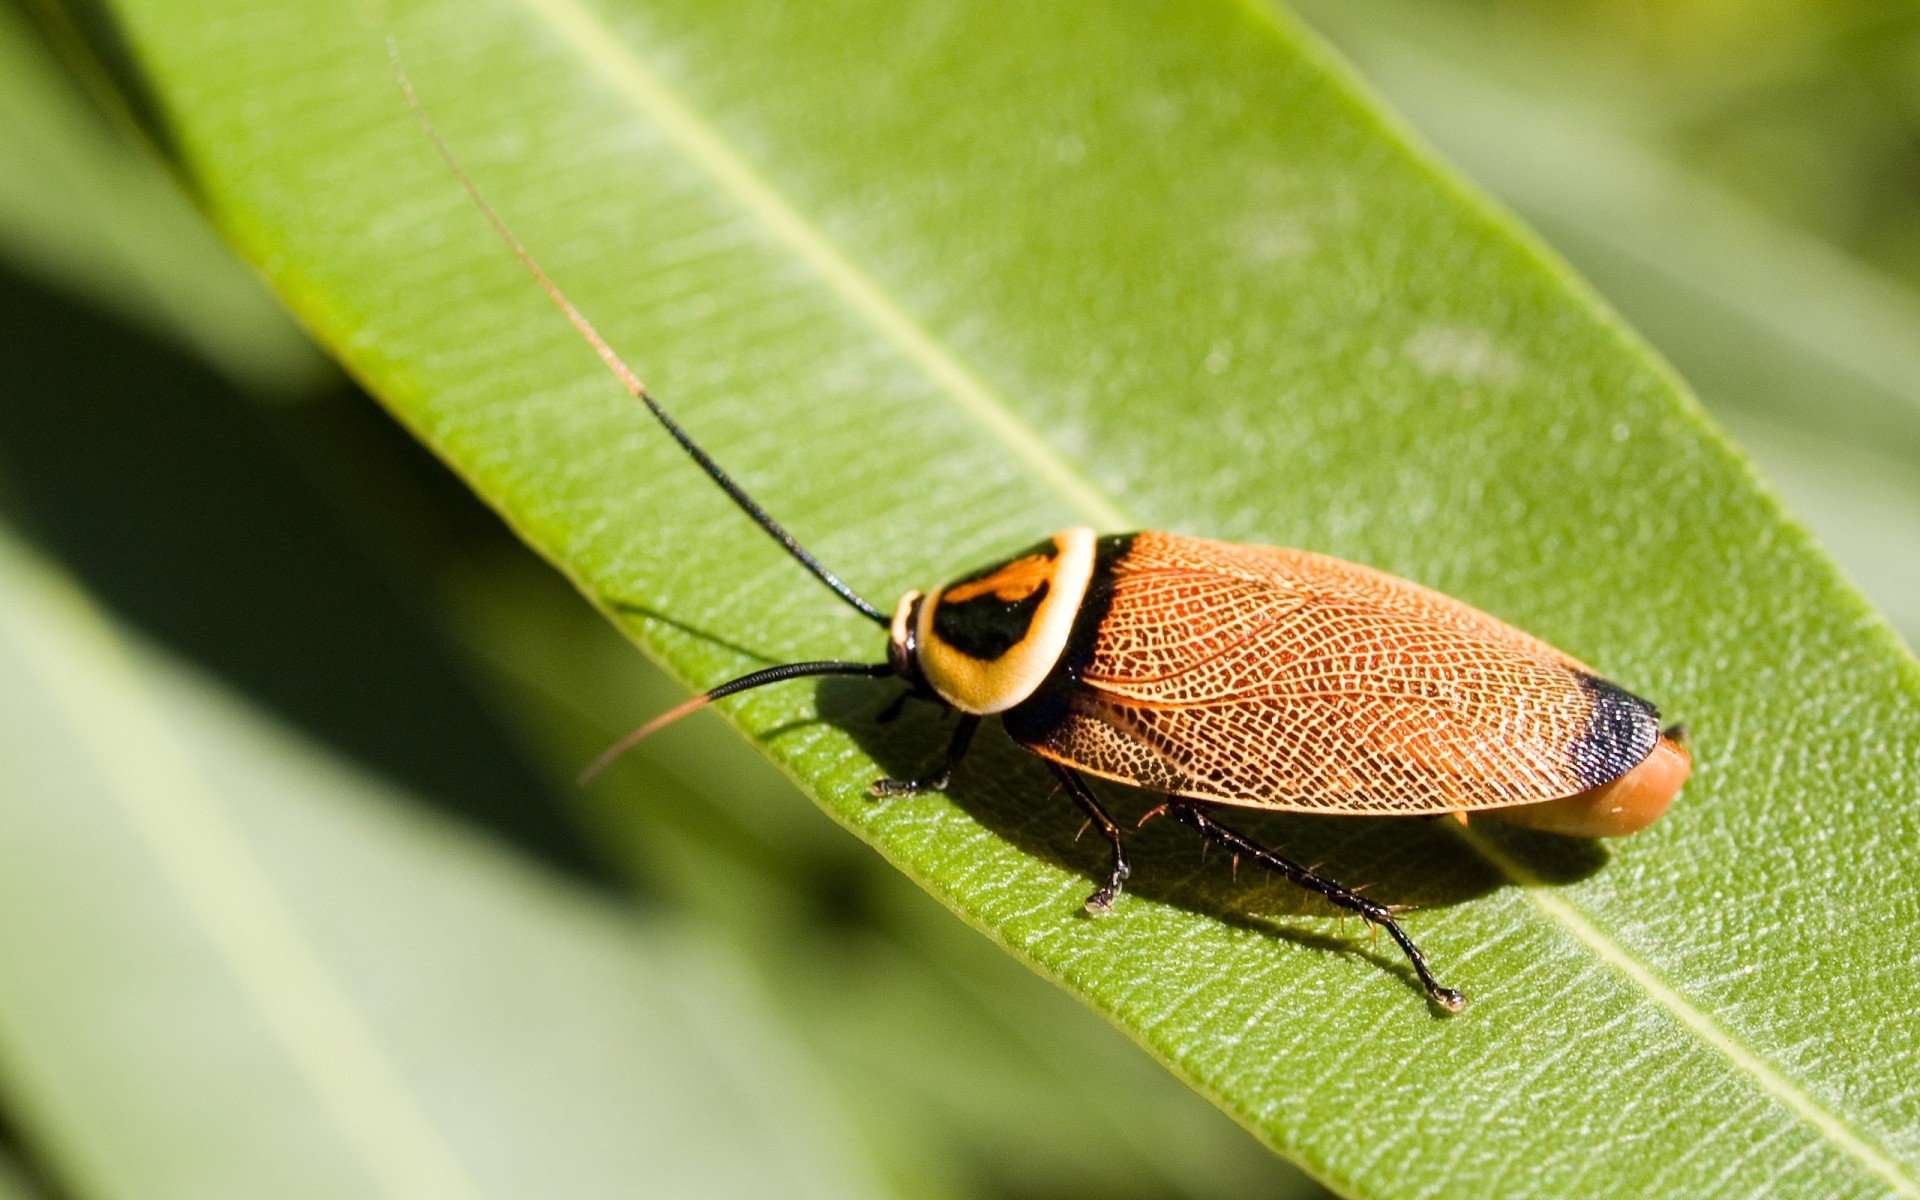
left=393, top=45, right=1690, bottom=1012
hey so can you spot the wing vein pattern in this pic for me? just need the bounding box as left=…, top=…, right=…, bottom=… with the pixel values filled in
left=1012, top=533, right=1656, bottom=813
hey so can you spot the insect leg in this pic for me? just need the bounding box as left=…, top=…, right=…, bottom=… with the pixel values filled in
left=1165, top=800, right=1466, bottom=1012
left=870, top=715, right=981, bottom=798
left=875, top=691, right=912, bottom=724
left=1047, top=763, right=1131, bottom=914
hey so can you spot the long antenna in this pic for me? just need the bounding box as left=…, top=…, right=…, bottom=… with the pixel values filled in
left=389, top=39, right=889, bottom=626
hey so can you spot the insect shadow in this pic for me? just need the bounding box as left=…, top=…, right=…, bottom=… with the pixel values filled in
left=813, top=675, right=1607, bottom=992
left=607, top=601, right=784, bottom=667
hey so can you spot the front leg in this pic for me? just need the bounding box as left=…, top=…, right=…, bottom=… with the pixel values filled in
left=1166, top=799, right=1466, bottom=1012
left=871, top=715, right=980, bottom=798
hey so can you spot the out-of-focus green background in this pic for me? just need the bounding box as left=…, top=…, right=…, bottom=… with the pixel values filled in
left=0, top=1, right=1913, bottom=1198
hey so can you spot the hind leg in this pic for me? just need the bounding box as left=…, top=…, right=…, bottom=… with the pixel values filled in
left=1166, top=798, right=1464, bottom=1012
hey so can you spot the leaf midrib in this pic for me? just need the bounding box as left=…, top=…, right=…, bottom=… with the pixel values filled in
left=442, top=0, right=1919, bottom=1190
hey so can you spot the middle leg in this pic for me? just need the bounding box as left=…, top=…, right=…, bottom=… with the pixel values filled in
left=1047, top=762, right=1130, bottom=913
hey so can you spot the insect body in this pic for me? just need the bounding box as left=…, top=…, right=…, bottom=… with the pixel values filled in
left=916, top=528, right=1689, bottom=833
left=883, top=528, right=1689, bottom=1011
left=396, top=48, right=1689, bottom=1013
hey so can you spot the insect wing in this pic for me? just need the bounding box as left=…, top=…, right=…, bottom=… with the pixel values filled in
left=1006, top=533, right=1658, bottom=814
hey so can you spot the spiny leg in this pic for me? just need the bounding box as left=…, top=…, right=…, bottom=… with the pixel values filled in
left=1047, top=763, right=1130, bottom=913
left=1166, top=799, right=1465, bottom=1012
left=871, top=715, right=980, bottom=798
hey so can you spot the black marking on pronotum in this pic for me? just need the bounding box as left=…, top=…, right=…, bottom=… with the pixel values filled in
left=927, top=537, right=1062, bottom=661
left=1570, top=673, right=1661, bottom=790
left=930, top=567, right=1049, bottom=665
left=932, top=579, right=1051, bottom=660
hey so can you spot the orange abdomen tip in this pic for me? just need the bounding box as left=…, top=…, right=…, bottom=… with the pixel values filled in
left=1486, top=735, right=1691, bottom=838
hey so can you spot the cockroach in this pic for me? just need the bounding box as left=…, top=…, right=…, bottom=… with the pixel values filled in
left=395, top=48, right=1689, bottom=1012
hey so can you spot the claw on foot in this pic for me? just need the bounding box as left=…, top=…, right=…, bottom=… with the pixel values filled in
left=869, top=774, right=948, bottom=799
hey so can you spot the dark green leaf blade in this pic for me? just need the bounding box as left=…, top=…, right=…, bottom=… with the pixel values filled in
left=97, top=0, right=1920, bottom=1195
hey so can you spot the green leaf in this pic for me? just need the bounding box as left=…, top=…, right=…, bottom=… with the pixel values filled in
left=0, top=529, right=888, bottom=1200
left=0, top=1150, right=50, bottom=1200
left=1292, top=0, right=1920, bottom=645
left=96, top=0, right=1920, bottom=1195
left=0, top=1, right=328, bottom=395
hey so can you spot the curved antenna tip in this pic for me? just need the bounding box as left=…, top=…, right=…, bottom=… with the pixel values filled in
left=576, top=659, right=892, bottom=785
left=577, top=693, right=712, bottom=784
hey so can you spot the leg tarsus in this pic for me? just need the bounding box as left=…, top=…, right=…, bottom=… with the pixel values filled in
left=870, top=715, right=979, bottom=799
left=1167, top=799, right=1466, bottom=1012
left=1048, top=763, right=1130, bottom=913
left=869, top=770, right=951, bottom=798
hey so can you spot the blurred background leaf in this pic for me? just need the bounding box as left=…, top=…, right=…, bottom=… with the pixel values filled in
left=0, top=0, right=1914, bottom=1198
left=0, top=0, right=330, bottom=395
